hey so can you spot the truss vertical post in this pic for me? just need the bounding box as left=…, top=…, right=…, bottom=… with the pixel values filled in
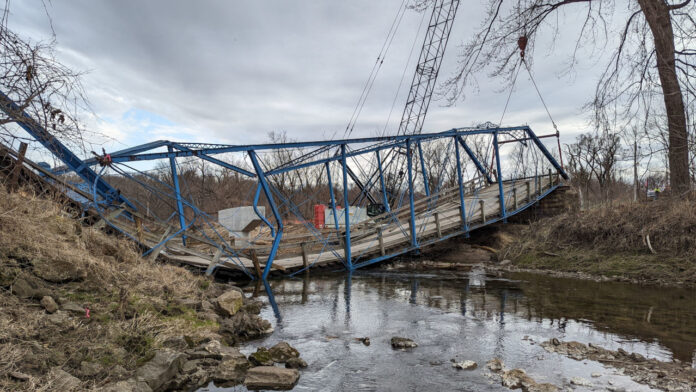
left=417, top=141, right=430, bottom=197
left=406, top=139, right=418, bottom=248
left=168, top=146, right=187, bottom=246
left=375, top=149, right=391, bottom=213
left=248, top=150, right=284, bottom=280
left=325, top=162, right=340, bottom=230
left=340, top=144, right=353, bottom=270
left=493, top=132, right=507, bottom=222
left=454, top=136, right=469, bottom=234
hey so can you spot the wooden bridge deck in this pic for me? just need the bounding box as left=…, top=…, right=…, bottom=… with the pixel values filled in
left=156, top=174, right=560, bottom=275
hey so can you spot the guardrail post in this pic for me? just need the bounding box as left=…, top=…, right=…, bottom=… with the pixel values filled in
left=454, top=136, right=468, bottom=233
left=525, top=181, right=531, bottom=202
left=168, top=146, right=187, bottom=246
left=493, top=132, right=507, bottom=222
left=248, top=150, right=284, bottom=280
left=434, top=212, right=442, bottom=238
left=513, top=188, right=518, bottom=210
left=340, top=144, right=353, bottom=269
left=300, top=242, right=309, bottom=270
left=406, top=139, right=418, bottom=248
left=375, top=149, right=391, bottom=213
left=548, top=168, right=553, bottom=188
left=325, top=162, right=340, bottom=230
left=479, top=200, right=486, bottom=222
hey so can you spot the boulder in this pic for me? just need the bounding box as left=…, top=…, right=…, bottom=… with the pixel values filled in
left=32, top=257, right=86, bottom=283
left=61, top=302, right=86, bottom=316
left=162, top=336, right=190, bottom=351
left=501, top=369, right=536, bottom=390
left=249, top=347, right=274, bottom=366
left=570, top=376, right=591, bottom=387
left=45, top=310, right=70, bottom=327
left=213, top=357, right=251, bottom=384
left=200, top=300, right=214, bottom=312
left=244, top=366, right=299, bottom=390
left=41, top=296, right=58, bottom=313
left=102, top=379, right=153, bottom=392
left=269, top=342, right=300, bottom=363
left=202, top=340, right=247, bottom=361
left=11, top=276, right=50, bottom=299
left=452, top=360, right=477, bottom=370
left=219, top=312, right=273, bottom=344
left=47, top=367, right=81, bottom=391
left=135, top=349, right=186, bottom=391
left=390, top=337, right=417, bottom=349
left=216, top=290, right=244, bottom=317
left=285, top=357, right=308, bottom=369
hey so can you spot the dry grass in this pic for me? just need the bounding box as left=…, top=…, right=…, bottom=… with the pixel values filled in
left=0, top=185, right=225, bottom=391
left=502, top=197, right=696, bottom=284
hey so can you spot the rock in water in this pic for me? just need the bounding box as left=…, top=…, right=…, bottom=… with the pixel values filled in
left=135, top=349, right=186, bottom=391
left=249, top=347, right=274, bottom=366
left=269, top=342, right=300, bottom=363
left=40, top=296, right=58, bottom=313
left=244, top=366, right=299, bottom=390
left=213, top=357, right=251, bottom=385
left=570, top=376, right=592, bottom=387
left=47, top=367, right=81, bottom=391
left=285, top=357, right=308, bottom=369
left=501, top=369, right=535, bottom=389
left=486, top=358, right=504, bottom=372
left=390, top=337, right=417, bottom=349
left=216, top=290, right=244, bottom=317
left=452, top=360, right=477, bottom=370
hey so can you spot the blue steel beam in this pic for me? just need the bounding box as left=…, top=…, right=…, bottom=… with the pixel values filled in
left=168, top=146, right=188, bottom=246
left=417, top=141, right=430, bottom=197
left=0, top=90, right=134, bottom=209
left=108, top=126, right=532, bottom=164
left=456, top=136, right=494, bottom=184
left=248, top=150, right=284, bottom=280
left=325, top=162, right=340, bottom=230
left=525, top=129, right=569, bottom=180
left=340, top=144, right=353, bottom=269
left=375, top=149, right=391, bottom=212
left=406, top=139, right=418, bottom=248
left=454, top=136, right=468, bottom=232
left=170, top=143, right=255, bottom=178
left=52, top=140, right=172, bottom=175
left=493, top=132, right=507, bottom=221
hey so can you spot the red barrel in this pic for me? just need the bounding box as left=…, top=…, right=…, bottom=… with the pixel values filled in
left=313, top=204, right=326, bottom=228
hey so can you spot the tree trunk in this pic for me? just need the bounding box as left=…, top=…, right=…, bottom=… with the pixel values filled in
left=637, top=0, right=690, bottom=193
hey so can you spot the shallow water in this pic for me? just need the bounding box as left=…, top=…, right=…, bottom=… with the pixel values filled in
left=201, top=268, right=696, bottom=391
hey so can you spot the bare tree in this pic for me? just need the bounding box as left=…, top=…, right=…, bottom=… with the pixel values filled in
left=443, top=0, right=695, bottom=193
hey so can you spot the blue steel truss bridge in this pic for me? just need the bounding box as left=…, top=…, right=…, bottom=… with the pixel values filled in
left=0, top=90, right=568, bottom=281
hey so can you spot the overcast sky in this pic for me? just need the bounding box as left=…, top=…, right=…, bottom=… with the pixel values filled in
left=8, top=0, right=613, bottom=154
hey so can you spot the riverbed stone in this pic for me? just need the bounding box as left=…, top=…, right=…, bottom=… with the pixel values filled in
left=390, top=336, right=417, bottom=349
left=135, top=349, right=186, bottom=391
left=249, top=347, right=274, bottom=366
left=452, top=360, right=477, bottom=370
left=269, top=341, right=300, bottom=362
left=285, top=357, right=308, bottom=369
left=47, top=367, right=82, bottom=391
left=203, top=339, right=247, bottom=361
left=244, top=366, right=299, bottom=390
left=219, top=312, right=273, bottom=343
left=216, top=290, right=244, bottom=317
left=41, top=295, right=58, bottom=313
left=570, top=376, right=591, bottom=386
left=501, top=369, right=535, bottom=389
left=486, top=358, right=504, bottom=372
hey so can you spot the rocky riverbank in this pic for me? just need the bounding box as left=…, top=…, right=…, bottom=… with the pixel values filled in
left=0, top=186, right=305, bottom=391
